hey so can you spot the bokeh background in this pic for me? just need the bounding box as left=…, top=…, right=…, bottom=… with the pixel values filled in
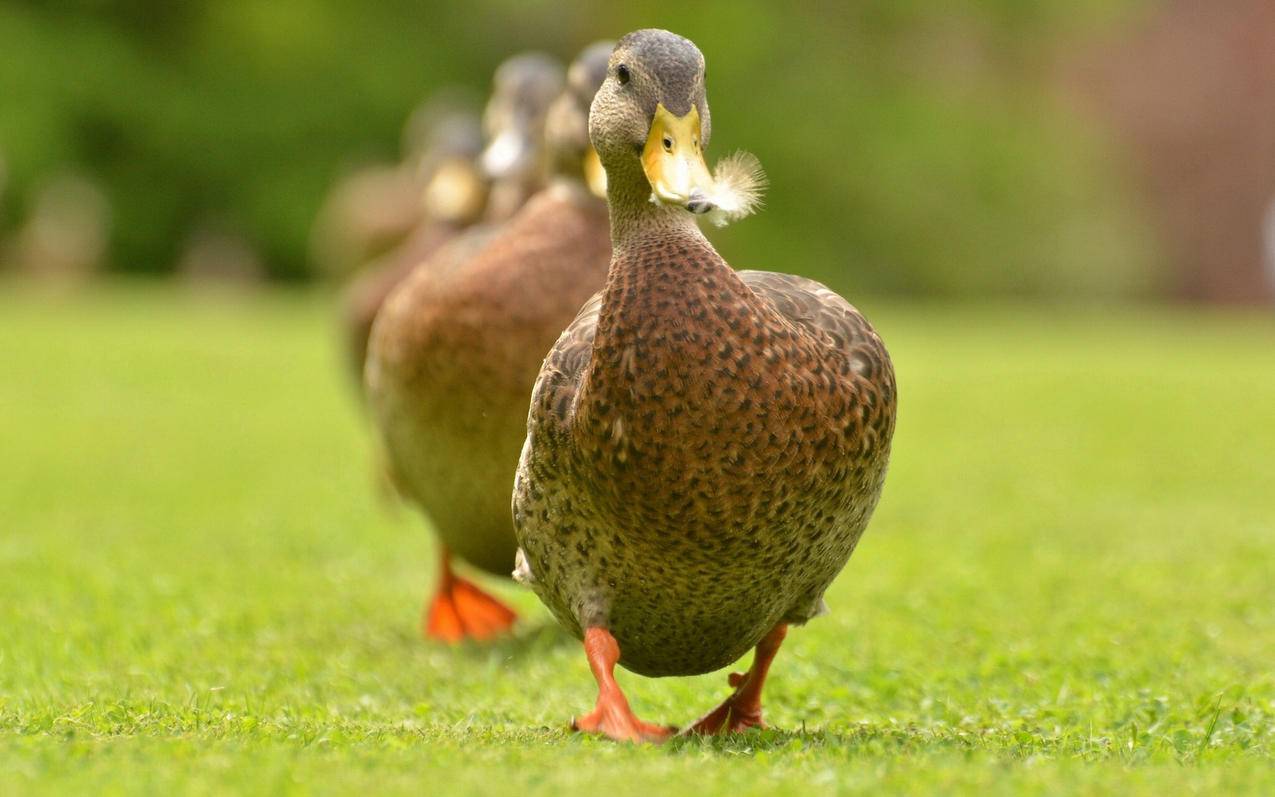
left=2, top=0, right=1272, bottom=302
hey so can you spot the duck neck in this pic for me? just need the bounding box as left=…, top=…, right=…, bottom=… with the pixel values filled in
left=582, top=157, right=755, bottom=417
left=602, top=157, right=704, bottom=255
left=597, top=159, right=718, bottom=339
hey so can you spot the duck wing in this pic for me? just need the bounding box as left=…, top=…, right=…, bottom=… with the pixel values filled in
left=738, top=270, right=892, bottom=384
left=512, top=289, right=603, bottom=591
left=522, top=290, right=604, bottom=441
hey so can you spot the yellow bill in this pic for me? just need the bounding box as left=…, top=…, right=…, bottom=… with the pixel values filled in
left=641, top=103, right=714, bottom=212
left=640, top=103, right=766, bottom=226
left=583, top=145, right=607, bottom=199
left=422, top=157, right=487, bottom=224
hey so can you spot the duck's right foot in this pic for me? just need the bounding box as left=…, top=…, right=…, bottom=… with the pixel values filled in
left=571, top=627, right=674, bottom=744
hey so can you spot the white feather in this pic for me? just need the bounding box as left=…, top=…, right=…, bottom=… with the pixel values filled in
left=706, top=151, right=767, bottom=227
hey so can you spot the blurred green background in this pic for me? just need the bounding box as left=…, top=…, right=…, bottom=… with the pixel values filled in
left=4, top=0, right=1228, bottom=299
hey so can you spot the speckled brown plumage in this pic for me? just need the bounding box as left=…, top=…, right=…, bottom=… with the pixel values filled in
left=367, top=183, right=610, bottom=575
left=512, top=29, right=896, bottom=685
left=514, top=232, right=894, bottom=675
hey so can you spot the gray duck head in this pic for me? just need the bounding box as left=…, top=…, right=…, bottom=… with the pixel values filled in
left=589, top=30, right=763, bottom=226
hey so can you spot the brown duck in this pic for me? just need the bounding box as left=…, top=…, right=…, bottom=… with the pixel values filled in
left=366, top=43, right=615, bottom=642
left=512, top=30, right=896, bottom=741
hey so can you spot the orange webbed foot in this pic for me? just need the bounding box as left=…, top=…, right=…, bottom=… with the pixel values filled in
left=684, top=623, right=789, bottom=736
left=685, top=671, right=766, bottom=735
left=572, top=700, right=676, bottom=744
left=423, top=557, right=517, bottom=643
left=570, top=627, right=675, bottom=744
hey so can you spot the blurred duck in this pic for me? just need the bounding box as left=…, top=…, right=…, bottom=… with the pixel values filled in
left=177, top=223, right=266, bottom=285
left=340, top=108, right=487, bottom=384
left=478, top=52, right=570, bottom=222
left=308, top=165, right=420, bottom=279
left=308, top=93, right=477, bottom=282
left=343, top=54, right=564, bottom=389
left=512, top=30, right=896, bottom=741
left=13, top=172, right=111, bottom=285
left=365, top=43, right=613, bottom=642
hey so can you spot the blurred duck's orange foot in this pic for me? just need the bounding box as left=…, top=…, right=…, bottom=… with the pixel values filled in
left=571, top=628, right=675, bottom=743
left=686, top=623, right=788, bottom=735
left=423, top=553, right=517, bottom=643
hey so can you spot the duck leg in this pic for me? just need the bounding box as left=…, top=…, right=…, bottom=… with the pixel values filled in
left=422, top=547, right=517, bottom=642
left=686, top=623, right=788, bottom=735
left=571, top=627, right=676, bottom=743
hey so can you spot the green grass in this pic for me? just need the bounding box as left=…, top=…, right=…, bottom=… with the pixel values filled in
left=1, top=281, right=1273, bottom=795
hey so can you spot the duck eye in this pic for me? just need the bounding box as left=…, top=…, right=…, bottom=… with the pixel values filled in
left=616, top=64, right=630, bottom=85
left=662, top=135, right=673, bottom=152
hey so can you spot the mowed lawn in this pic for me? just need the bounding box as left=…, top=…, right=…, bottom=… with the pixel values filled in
left=1, top=282, right=1273, bottom=795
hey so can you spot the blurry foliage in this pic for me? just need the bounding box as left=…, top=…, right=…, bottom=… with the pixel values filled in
left=0, top=0, right=1158, bottom=294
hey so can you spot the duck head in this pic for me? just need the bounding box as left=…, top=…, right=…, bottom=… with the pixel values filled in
left=589, top=29, right=764, bottom=226
left=479, top=52, right=564, bottom=187
left=543, top=40, right=614, bottom=197
left=413, top=106, right=486, bottom=225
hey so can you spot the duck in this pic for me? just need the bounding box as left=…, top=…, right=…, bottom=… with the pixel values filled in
left=512, top=29, right=896, bottom=742
left=340, top=106, right=487, bottom=385
left=365, top=42, right=615, bottom=642
left=477, top=52, right=571, bottom=223
left=343, top=53, right=565, bottom=390
left=310, top=90, right=482, bottom=284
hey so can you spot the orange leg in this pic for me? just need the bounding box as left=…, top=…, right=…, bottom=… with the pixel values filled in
left=686, top=623, right=788, bottom=735
left=422, top=547, right=517, bottom=642
left=571, top=628, right=676, bottom=743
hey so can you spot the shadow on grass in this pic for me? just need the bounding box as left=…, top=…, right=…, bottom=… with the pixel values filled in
left=389, top=617, right=577, bottom=660
left=661, top=722, right=1129, bottom=761
left=663, top=726, right=845, bottom=754
left=459, top=619, right=578, bottom=660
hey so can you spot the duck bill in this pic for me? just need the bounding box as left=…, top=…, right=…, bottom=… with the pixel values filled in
left=582, top=145, right=607, bottom=199
left=641, top=103, right=714, bottom=214
left=422, top=157, right=486, bottom=224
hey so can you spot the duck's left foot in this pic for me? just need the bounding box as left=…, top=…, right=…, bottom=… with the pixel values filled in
left=684, top=623, right=788, bottom=736
left=686, top=671, right=765, bottom=734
